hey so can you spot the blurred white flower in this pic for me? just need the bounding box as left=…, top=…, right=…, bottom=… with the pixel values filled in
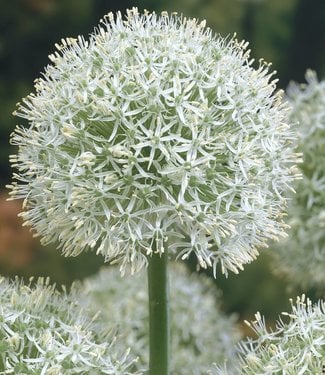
left=236, top=295, right=325, bottom=374
left=273, top=70, right=325, bottom=289
left=0, top=276, right=140, bottom=374
left=82, top=263, right=241, bottom=374
left=8, top=8, right=298, bottom=275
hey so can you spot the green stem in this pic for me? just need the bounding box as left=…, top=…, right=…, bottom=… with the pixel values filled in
left=147, top=247, right=170, bottom=375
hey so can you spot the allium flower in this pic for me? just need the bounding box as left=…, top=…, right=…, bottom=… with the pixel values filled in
left=273, top=71, right=325, bottom=289
left=82, top=263, right=241, bottom=374
left=8, top=8, right=298, bottom=275
left=0, top=276, right=139, bottom=374
left=236, top=295, right=325, bottom=374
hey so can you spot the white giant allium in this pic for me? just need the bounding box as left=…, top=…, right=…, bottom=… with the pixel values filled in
left=273, top=71, right=325, bottom=289
left=0, top=276, right=139, bottom=374
left=237, top=295, right=325, bottom=374
left=82, top=264, right=241, bottom=374
left=8, top=8, right=298, bottom=275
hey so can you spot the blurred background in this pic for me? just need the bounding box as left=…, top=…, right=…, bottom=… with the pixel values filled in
left=0, top=0, right=324, bottom=326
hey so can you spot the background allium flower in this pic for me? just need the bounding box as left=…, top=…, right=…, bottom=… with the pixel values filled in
left=0, top=276, right=139, bottom=374
left=272, top=71, right=325, bottom=289
left=8, top=8, right=298, bottom=275
left=82, top=263, right=241, bottom=374
left=236, top=295, right=325, bottom=374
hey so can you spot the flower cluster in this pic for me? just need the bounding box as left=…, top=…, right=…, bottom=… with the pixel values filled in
left=273, top=71, right=325, bottom=289
left=8, top=8, right=298, bottom=275
left=237, top=295, right=325, bottom=374
left=82, top=263, right=241, bottom=374
left=0, top=276, right=139, bottom=374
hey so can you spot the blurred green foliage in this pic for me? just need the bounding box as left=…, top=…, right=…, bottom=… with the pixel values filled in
left=0, top=0, right=324, bottom=322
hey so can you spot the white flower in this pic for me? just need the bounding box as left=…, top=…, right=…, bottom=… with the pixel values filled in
left=0, top=276, right=140, bottom=374
left=81, top=263, right=241, bottom=374
left=272, top=70, right=325, bottom=289
left=8, top=8, right=299, bottom=276
left=236, top=295, right=325, bottom=374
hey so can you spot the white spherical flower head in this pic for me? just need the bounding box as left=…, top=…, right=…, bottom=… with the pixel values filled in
left=82, top=263, right=241, bottom=374
left=8, top=8, right=298, bottom=275
left=0, top=277, right=140, bottom=374
left=237, top=295, right=325, bottom=374
left=273, top=71, right=325, bottom=289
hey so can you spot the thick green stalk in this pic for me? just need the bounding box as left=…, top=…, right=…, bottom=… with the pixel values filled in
left=147, top=248, right=170, bottom=375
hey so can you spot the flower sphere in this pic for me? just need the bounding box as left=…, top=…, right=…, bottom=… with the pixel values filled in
left=82, top=263, right=241, bottom=374
left=8, top=8, right=298, bottom=275
left=273, top=71, right=325, bottom=289
left=0, top=276, right=139, bottom=374
left=236, top=295, right=325, bottom=374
